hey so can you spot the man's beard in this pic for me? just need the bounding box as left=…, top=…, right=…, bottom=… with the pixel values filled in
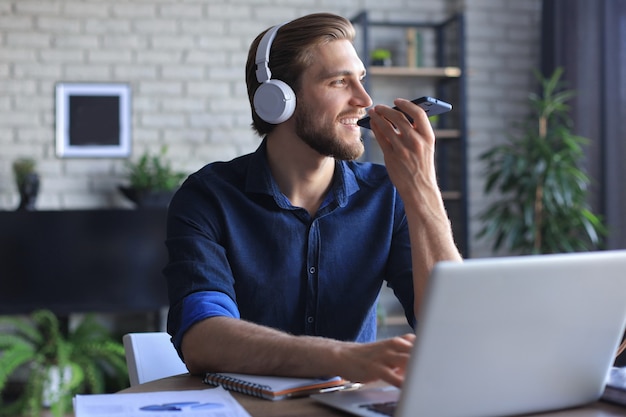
left=294, top=102, right=364, bottom=161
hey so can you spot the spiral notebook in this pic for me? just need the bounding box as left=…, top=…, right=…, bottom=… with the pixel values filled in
left=203, top=372, right=349, bottom=401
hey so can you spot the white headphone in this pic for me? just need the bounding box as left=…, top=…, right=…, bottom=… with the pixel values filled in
left=253, top=22, right=296, bottom=124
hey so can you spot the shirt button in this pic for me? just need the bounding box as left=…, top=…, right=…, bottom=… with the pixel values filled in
left=307, top=316, right=314, bottom=323
left=309, top=266, right=316, bottom=274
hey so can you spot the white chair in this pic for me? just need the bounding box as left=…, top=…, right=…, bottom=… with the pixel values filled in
left=123, top=332, right=188, bottom=386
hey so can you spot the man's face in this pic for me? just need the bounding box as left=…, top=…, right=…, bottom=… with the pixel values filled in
left=294, top=39, right=372, bottom=161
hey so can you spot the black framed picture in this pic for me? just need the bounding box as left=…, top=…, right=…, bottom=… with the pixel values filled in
left=55, top=83, right=131, bottom=158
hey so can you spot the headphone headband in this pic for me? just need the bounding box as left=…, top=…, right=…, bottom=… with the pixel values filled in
left=255, top=22, right=288, bottom=83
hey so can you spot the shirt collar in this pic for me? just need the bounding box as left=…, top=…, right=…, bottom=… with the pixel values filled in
left=245, top=138, right=360, bottom=209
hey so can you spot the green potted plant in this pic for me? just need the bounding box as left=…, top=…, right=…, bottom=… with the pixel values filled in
left=119, top=146, right=186, bottom=208
left=477, top=68, right=606, bottom=254
left=12, top=157, right=40, bottom=211
left=370, top=48, right=392, bottom=66
left=0, top=310, right=128, bottom=417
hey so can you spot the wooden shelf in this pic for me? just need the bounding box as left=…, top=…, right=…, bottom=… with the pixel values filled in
left=368, top=66, right=462, bottom=78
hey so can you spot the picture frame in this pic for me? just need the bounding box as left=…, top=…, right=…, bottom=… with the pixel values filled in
left=55, top=82, right=131, bottom=158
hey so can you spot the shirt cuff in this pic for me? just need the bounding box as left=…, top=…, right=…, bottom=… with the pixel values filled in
left=174, top=291, right=240, bottom=353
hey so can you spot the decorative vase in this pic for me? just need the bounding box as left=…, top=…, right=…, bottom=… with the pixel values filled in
left=17, top=172, right=40, bottom=211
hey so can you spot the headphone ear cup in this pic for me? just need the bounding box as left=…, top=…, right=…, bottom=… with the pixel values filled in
left=253, top=79, right=296, bottom=124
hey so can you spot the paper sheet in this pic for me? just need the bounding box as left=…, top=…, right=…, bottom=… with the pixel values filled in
left=74, top=387, right=251, bottom=417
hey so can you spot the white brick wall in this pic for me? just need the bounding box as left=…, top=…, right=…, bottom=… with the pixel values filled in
left=0, top=0, right=542, bottom=257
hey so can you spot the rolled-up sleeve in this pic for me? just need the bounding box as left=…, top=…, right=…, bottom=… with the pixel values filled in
left=170, top=291, right=240, bottom=356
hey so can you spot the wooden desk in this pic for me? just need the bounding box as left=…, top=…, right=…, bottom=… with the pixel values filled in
left=121, top=373, right=626, bottom=417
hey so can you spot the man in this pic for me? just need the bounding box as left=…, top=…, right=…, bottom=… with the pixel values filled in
left=164, top=12, right=462, bottom=388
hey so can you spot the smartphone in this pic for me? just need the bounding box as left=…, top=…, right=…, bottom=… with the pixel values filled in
left=357, top=96, right=452, bottom=129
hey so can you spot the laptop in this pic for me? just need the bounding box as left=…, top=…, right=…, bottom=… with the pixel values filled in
left=313, top=250, right=626, bottom=417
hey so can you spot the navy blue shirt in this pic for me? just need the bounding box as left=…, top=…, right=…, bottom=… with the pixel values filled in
left=164, top=139, right=415, bottom=356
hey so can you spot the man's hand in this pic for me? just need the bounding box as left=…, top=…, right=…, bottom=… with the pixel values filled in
left=332, top=333, right=416, bottom=387
left=367, top=98, right=438, bottom=200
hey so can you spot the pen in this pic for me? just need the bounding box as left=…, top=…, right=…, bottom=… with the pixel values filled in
left=284, top=382, right=363, bottom=399
left=319, top=382, right=363, bottom=394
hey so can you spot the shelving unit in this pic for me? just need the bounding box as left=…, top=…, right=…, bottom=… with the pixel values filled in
left=352, top=11, right=468, bottom=257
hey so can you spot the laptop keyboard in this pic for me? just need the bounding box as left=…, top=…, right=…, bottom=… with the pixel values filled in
left=360, top=401, right=398, bottom=416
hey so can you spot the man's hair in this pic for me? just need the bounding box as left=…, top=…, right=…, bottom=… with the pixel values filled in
left=245, top=13, right=356, bottom=136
